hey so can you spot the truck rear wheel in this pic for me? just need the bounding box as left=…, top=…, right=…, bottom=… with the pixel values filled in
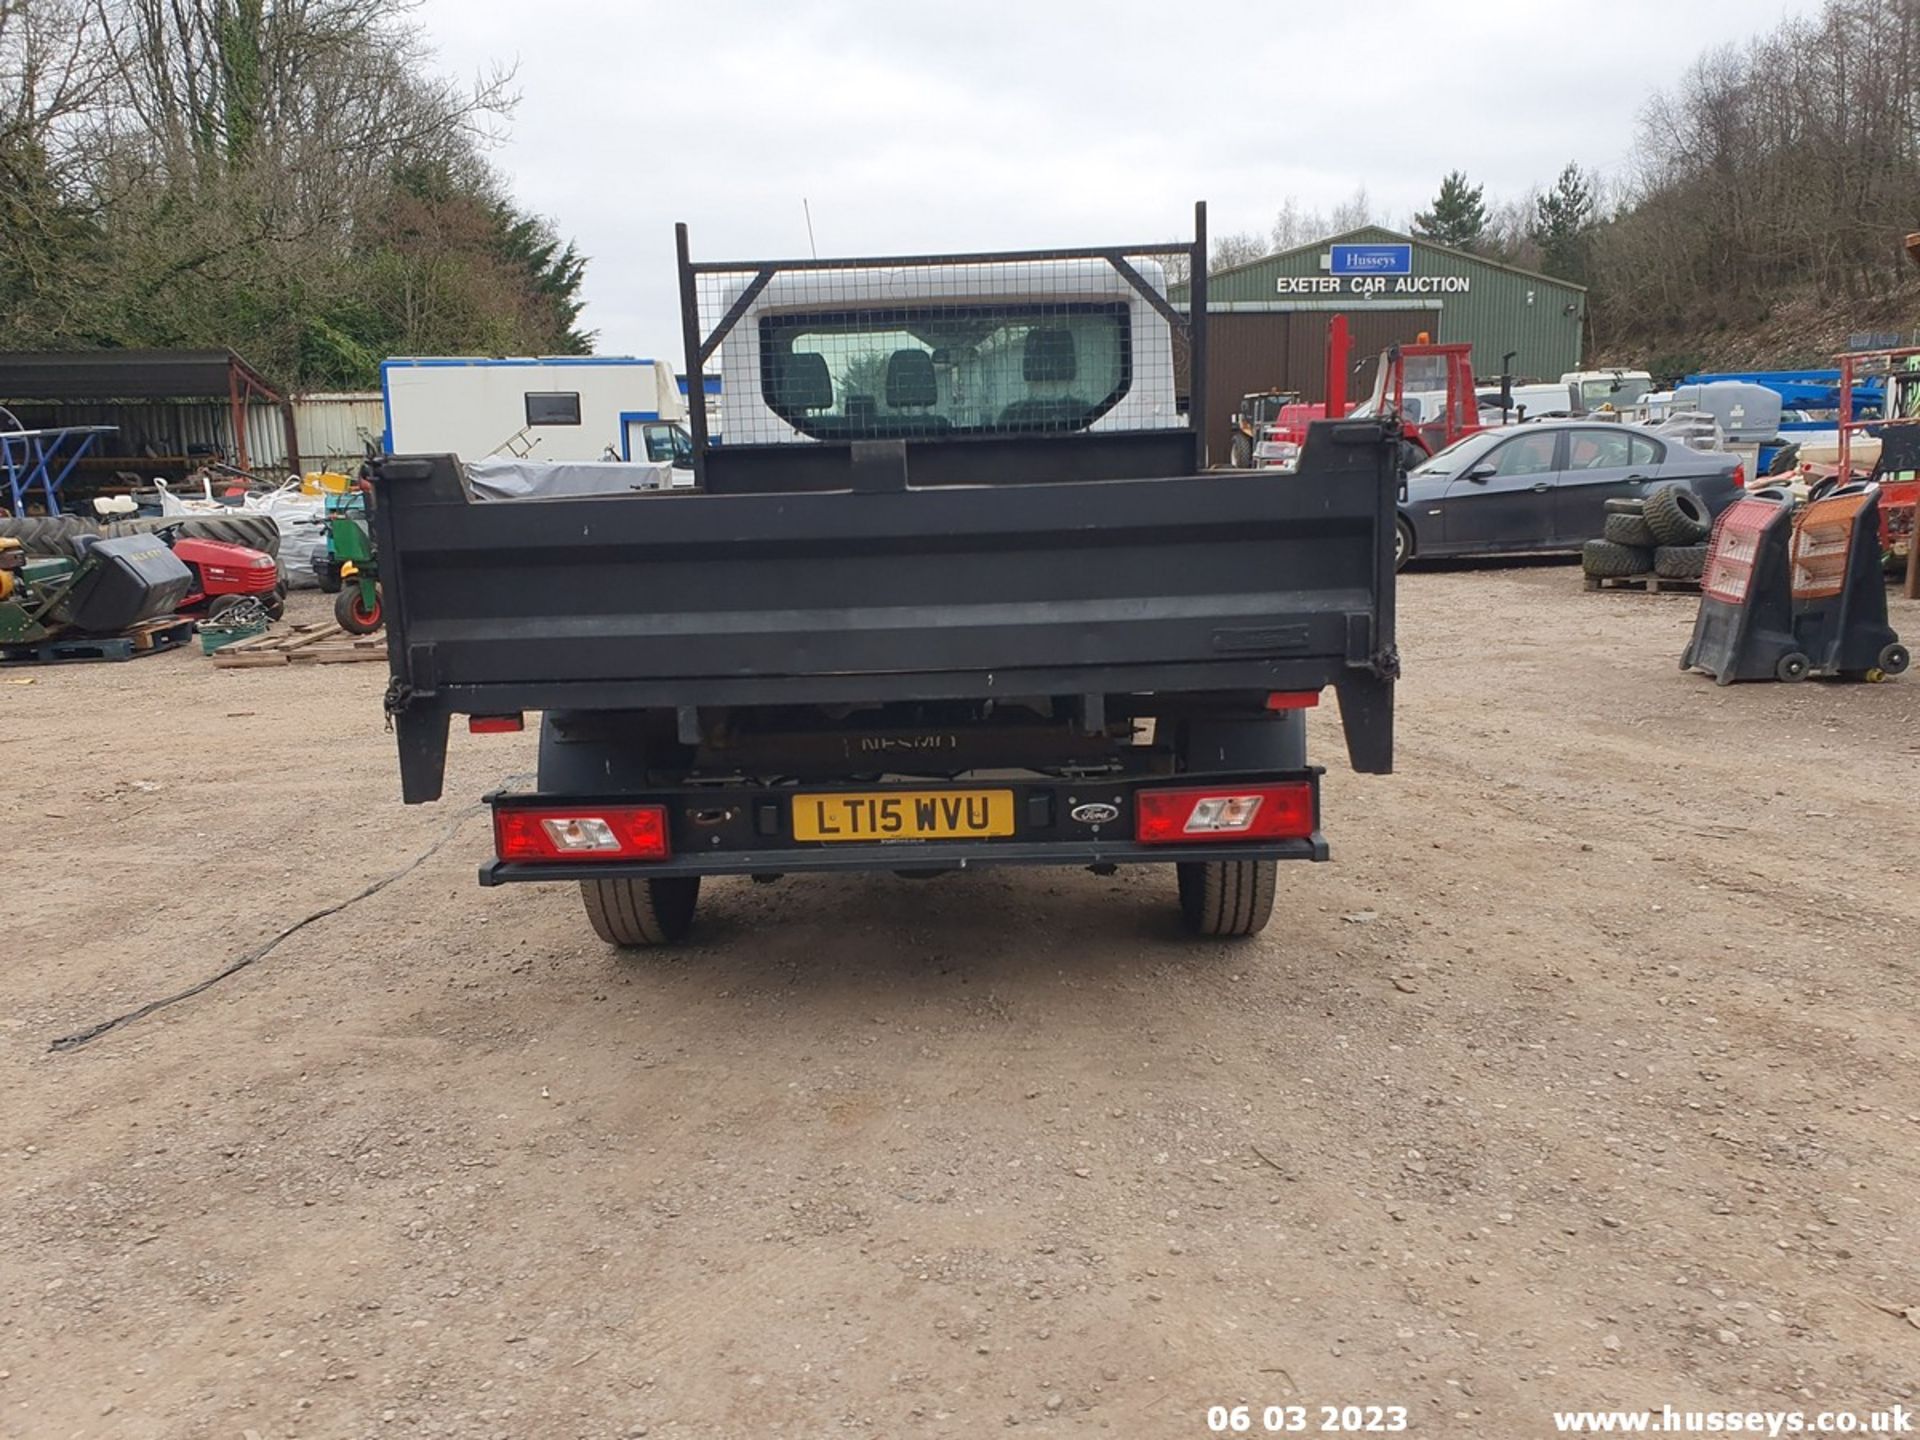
left=1176, top=859, right=1276, bottom=938
left=580, top=876, right=700, bottom=947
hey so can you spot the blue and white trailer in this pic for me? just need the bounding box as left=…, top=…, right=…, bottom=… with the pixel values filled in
left=380, top=356, right=692, bottom=465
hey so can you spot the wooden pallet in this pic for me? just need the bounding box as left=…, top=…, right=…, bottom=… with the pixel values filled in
left=1584, top=572, right=1702, bottom=594
left=211, top=620, right=385, bottom=668
left=0, top=614, right=196, bottom=665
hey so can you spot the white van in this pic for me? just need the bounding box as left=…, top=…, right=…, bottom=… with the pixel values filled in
left=1561, top=369, right=1654, bottom=414
left=1478, top=383, right=1578, bottom=423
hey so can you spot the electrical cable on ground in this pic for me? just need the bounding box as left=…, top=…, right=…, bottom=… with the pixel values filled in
left=48, top=774, right=531, bottom=1054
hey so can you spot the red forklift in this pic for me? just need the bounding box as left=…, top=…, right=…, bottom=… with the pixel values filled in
left=1825, top=344, right=1920, bottom=598
left=1251, top=316, right=1485, bottom=469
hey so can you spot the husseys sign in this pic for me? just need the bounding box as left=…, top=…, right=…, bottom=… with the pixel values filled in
left=1277, top=243, right=1471, bottom=296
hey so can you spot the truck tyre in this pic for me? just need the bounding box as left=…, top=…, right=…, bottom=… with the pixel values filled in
left=1582, top=539, right=1653, bottom=576
left=1229, top=434, right=1252, bottom=468
left=1177, top=860, right=1276, bottom=938
left=1643, top=485, right=1711, bottom=545
left=1653, top=543, right=1707, bottom=579
left=1394, top=517, right=1414, bottom=572
left=1602, top=497, right=1646, bottom=517
left=1603, top=511, right=1656, bottom=547
left=580, top=876, right=700, bottom=946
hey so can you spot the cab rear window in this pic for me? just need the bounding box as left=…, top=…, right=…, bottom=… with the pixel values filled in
left=760, top=302, right=1131, bottom=440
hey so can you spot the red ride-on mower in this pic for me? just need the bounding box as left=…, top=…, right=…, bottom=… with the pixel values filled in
left=166, top=533, right=286, bottom=621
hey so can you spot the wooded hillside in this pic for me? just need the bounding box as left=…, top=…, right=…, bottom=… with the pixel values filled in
left=1590, top=0, right=1920, bottom=371
left=0, top=0, right=588, bottom=391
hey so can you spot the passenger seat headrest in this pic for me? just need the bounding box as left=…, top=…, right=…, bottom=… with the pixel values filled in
left=1024, top=327, right=1077, bottom=384
left=885, top=349, right=938, bottom=410
left=773, top=351, right=834, bottom=411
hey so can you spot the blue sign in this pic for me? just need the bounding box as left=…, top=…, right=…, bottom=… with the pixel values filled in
left=1330, top=243, right=1412, bottom=276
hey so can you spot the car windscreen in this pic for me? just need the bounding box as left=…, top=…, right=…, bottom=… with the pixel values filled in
left=1409, top=430, right=1500, bottom=478
left=1581, top=376, right=1651, bottom=409
left=759, top=302, right=1131, bottom=440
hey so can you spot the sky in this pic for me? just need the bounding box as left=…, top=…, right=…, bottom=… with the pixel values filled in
left=413, top=0, right=1821, bottom=357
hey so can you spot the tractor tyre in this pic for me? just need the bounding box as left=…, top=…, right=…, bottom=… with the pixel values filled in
left=1229, top=434, right=1252, bottom=468
left=1602, top=497, right=1646, bottom=517
left=1582, top=539, right=1653, bottom=577
left=1643, top=485, right=1711, bottom=545
left=580, top=876, right=701, bottom=947
left=111, top=513, right=283, bottom=557
left=1176, top=860, right=1277, bottom=938
left=265, top=580, right=288, bottom=621
left=1654, top=543, right=1708, bottom=580
left=335, top=584, right=382, bottom=634
left=0, top=515, right=96, bottom=557
left=1603, top=511, right=1657, bottom=547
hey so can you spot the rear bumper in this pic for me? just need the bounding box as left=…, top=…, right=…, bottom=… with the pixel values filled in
left=480, top=836, right=1325, bottom=884
left=478, top=771, right=1328, bottom=885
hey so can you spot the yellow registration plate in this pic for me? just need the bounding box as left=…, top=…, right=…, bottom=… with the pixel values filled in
left=792, top=789, right=1016, bottom=842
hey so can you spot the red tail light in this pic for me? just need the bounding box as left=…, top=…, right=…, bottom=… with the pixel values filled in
left=1134, top=782, right=1314, bottom=844
left=468, top=713, right=525, bottom=734
left=1732, top=462, right=1746, bottom=488
left=1264, top=690, right=1321, bottom=710
left=494, top=805, right=670, bottom=863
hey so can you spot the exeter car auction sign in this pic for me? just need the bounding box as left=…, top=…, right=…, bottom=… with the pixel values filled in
left=1276, top=242, right=1473, bottom=297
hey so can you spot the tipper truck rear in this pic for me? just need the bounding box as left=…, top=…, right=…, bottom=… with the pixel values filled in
left=370, top=205, right=1398, bottom=944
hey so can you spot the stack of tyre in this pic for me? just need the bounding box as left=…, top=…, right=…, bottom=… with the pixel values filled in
left=1581, top=485, right=1713, bottom=583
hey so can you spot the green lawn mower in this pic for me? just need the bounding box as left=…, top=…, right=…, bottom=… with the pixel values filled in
left=0, top=532, right=193, bottom=645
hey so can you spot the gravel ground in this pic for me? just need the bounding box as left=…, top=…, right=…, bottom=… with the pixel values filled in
left=2, top=567, right=1917, bottom=1440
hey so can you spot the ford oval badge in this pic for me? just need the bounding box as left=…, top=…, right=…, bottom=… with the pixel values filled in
left=1070, top=802, right=1120, bottom=825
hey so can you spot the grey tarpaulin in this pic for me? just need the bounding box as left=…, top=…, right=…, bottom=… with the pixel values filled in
left=464, top=457, right=677, bottom=500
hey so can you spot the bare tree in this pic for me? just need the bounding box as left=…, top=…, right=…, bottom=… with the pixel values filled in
left=1211, top=230, right=1269, bottom=271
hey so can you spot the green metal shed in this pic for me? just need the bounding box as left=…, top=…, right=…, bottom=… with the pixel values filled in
left=1179, top=227, right=1586, bottom=461
left=1207, top=225, right=1586, bottom=382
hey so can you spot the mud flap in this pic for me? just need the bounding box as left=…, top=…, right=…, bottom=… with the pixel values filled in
left=395, top=707, right=451, bottom=804
left=1334, top=673, right=1394, bottom=775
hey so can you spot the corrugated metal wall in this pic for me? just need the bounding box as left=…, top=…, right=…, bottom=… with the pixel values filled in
left=1, top=393, right=385, bottom=492
left=291, top=393, right=383, bottom=470
left=0, top=399, right=286, bottom=482
left=1207, top=226, right=1585, bottom=383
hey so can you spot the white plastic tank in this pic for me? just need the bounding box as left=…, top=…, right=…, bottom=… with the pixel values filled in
left=1669, top=381, right=1783, bottom=443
